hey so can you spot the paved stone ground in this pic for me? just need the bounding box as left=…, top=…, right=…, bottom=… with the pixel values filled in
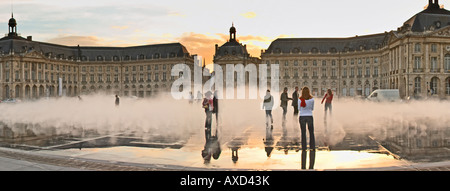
left=0, top=148, right=164, bottom=171
left=1, top=147, right=449, bottom=171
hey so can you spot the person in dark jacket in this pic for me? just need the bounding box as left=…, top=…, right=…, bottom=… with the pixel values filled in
left=280, top=87, right=292, bottom=125
left=203, top=91, right=213, bottom=141
left=291, top=86, right=299, bottom=117
left=213, top=91, right=219, bottom=127
left=115, top=95, right=120, bottom=107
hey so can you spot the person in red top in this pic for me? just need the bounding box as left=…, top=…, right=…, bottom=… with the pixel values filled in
left=321, top=89, right=333, bottom=118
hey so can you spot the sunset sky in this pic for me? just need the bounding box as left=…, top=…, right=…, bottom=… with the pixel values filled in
left=0, top=0, right=448, bottom=65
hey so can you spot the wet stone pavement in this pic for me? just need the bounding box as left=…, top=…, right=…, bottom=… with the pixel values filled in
left=0, top=124, right=449, bottom=171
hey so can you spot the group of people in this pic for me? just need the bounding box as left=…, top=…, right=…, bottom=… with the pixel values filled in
left=263, top=86, right=334, bottom=153
left=201, top=91, right=219, bottom=141
left=199, top=87, right=333, bottom=168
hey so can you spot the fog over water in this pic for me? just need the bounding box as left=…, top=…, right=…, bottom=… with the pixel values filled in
left=0, top=92, right=449, bottom=146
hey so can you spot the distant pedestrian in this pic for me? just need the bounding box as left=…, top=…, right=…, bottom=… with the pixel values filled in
left=280, top=87, right=292, bottom=125
left=298, top=86, right=315, bottom=151
left=291, top=86, right=299, bottom=117
left=115, top=95, right=120, bottom=107
left=262, top=89, right=274, bottom=129
left=189, top=91, right=194, bottom=104
left=78, top=96, right=83, bottom=101
left=202, top=91, right=214, bottom=141
left=321, top=89, right=333, bottom=118
left=213, top=91, right=219, bottom=126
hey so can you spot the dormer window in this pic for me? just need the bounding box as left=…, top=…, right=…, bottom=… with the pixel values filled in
left=97, top=55, right=104, bottom=61
left=311, top=48, right=318, bottom=54
left=154, top=53, right=160, bottom=59
left=330, top=47, right=337, bottom=53
left=139, top=54, right=145, bottom=60
left=113, top=56, right=120, bottom=61
left=124, top=55, right=130, bottom=61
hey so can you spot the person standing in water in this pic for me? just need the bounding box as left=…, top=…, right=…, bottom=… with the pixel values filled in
left=280, top=87, right=292, bottom=126
left=291, top=86, right=299, bottom=117
left=202, top=91, right=214, bottom=141
left=262, top=89, right=274, bottom=129
left=298, top=86, right=315, bottom=169
left=115, top=95, right=120, bottom=107
left=321, top=89, right=333, bottom=118
left=298, top=87, right=315, bottom=151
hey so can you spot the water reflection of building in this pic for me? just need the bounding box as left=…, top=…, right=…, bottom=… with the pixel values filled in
left=0, top=14, right=194, bottom=100
left=262, top=0, right=450, bottom=99
left=383, top=123, right=450, bottom=161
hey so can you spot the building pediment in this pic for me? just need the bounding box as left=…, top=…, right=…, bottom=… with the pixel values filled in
left=429, top=25, right=450, bottom=37
left=22, top=49, right=47, bottom=59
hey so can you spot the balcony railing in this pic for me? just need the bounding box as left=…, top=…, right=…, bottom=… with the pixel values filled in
left=413, top=68, right=424, bottom=73
left=430, top=69, right=440, bottom=73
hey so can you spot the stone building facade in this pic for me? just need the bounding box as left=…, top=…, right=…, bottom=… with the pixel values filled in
left=262, top=0, right=450, bottom=99
left=213, top=24, right=261, bottom=98
left=0, top=15, right=194, bottom=100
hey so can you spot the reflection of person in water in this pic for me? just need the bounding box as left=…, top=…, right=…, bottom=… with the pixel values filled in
left=301, top=149, right=316, bottom=169
left=263, top=123, right=274, bottom=157
left=231, top=147, right=239, bottom=163
left=201, top=119, right=221, bottom=164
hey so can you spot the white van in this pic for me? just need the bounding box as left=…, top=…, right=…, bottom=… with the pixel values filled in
left=366, top=89, right=401, bottom=102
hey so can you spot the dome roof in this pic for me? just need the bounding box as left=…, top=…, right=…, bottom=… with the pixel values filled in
left=8, top=16, right=16, bottom=27
left=229, top=23, right=236, bottom=33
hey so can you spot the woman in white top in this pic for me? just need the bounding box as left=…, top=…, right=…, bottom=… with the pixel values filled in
left=298, top=87, right=316, bottom=169
left=298, top=87, right=315, bottom=151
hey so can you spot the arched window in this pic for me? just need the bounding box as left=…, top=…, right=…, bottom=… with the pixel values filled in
left=97, top=55, right=103, bottom=61
left=445, top=77, right=450, bottom=95
left=430, top=77, right=439, bottom=94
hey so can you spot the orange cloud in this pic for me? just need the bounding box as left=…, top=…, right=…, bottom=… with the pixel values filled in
left=177, top=32, right=274, bottom=65
left=111, top=25, right=129, bottom=30
left=241, top=12, right=256, bottom=18
left=45, top=33, right=272, bottom=66
left=46, top=35, right=135, bottom=47
left=47, top=35, right=104, bottom=46
left=177, top=32, right=224, bottom=65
